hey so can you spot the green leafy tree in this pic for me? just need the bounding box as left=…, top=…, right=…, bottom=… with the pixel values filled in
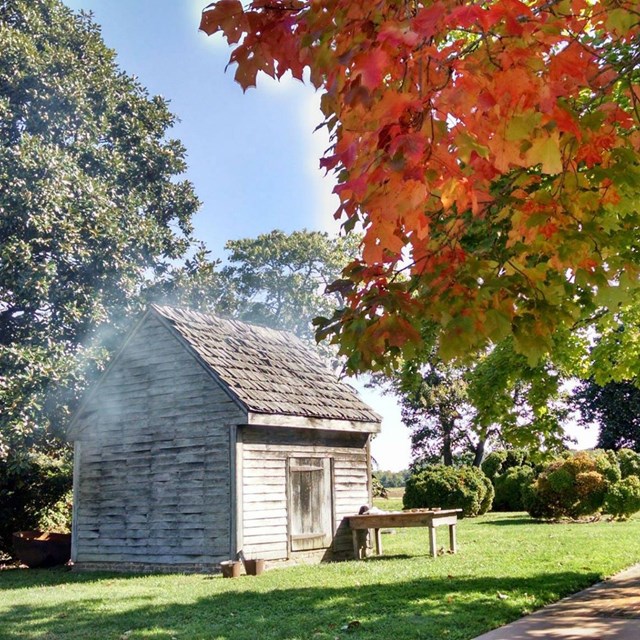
left=219, top=229, right=359, bottom=346
left=586, top=301, right=640, bottom=387
left=467, top=337, right=578, bottom=456
left=395, top=357, right=482, bottom=467
left=0, top=0, right=200, bottom=549
left=573, top=379, right=640, bottom=452
left=373, top=321, right=487, bottom=468
left=149, top=229, right=359, bottom=354
left=389, top=331, right=576, bottom=470
left=568, top=296, right=640, bottom=454
left=0, top=0, right=199, bottom=449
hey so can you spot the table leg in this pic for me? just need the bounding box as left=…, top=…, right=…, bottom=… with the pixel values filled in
left=374, top=528, right=382, bottom=555
left=352, top=529, right=360, bottom=560
left=449, top=523, right=457, bottom=553
left=428, top=525, right=437, bottom=557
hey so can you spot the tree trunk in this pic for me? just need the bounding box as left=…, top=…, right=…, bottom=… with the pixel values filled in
left=472, top=438, right=486, bottom=467
left=442, top=424, right=453, bottom=466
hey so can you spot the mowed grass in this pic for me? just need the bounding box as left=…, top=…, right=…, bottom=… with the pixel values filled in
left=2, top=507, right=640, bottom=640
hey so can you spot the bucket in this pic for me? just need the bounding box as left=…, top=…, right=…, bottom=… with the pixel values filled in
left=244, top=559, right=265, bottom=576
left=220, top=560, right=242, bottom=578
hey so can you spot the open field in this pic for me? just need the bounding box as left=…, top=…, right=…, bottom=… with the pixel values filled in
left=383, top=486, right=405, bottom=500
left=2, top=511, right=640, bottom=640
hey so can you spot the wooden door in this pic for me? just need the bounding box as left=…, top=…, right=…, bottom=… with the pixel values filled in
left=287, top=457, right=333, bottom=552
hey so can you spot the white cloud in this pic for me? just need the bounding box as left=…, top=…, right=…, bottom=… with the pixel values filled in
left=298, top=88, right=342, bottom=234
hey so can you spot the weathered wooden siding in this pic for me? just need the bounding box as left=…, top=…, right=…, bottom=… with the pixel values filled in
left=240, top=426, right=370, bottom=561
left=72, top=315, right=246, bottom=569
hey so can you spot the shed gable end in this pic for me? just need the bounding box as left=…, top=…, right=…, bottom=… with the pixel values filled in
left=73, top=313, right=247, bottom=434
left=72, top=314, right=245, bottom=569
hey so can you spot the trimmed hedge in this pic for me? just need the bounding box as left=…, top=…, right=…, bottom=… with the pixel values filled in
left=493, top=466, right=536, bottom=511
left=617, top=449, right=640, bottom=479
left=525, top=450, right=620, bottom=520
left=481, top=449, right=531, bottom=482
left=404, top=465, right=494, bottom=517
left=604, top=476, right=640, bottom=520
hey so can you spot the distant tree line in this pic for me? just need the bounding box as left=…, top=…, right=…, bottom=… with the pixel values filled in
left=375, top=469, right=409, bottom=488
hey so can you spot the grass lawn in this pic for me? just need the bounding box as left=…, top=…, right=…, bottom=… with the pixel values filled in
left=2, top=506, right=640, bottom=640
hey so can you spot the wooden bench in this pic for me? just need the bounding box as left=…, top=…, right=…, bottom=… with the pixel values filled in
left=347, top=509, right=463, bottom=560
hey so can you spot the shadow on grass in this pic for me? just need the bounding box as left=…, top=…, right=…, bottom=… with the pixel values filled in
left=359, top=553, right=414, bottom=562
left=0, top=566, right=168, bottom=591
left=479, top=516, right=546, bottom=527
left=0, top=570, right=604, bottom=640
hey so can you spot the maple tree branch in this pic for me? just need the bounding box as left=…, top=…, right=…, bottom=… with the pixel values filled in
left=628, top=81, right=640, bottom=123
left=536, top=0, right=573, bottom=15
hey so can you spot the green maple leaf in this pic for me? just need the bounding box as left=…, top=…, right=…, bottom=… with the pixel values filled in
left=526, top=134, right=563, bottom=174
left=505, top=112, right=541, bottom=142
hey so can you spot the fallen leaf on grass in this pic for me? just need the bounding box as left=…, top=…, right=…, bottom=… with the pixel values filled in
left=497, top=592, right=509, bottom=600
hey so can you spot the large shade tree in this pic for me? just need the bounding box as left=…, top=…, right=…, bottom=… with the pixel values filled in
left=153, top=229, right=360, bottom=364
left=573, top=379, right=640, bottom=451
left=389, top=330, right=574, bottom=468
left=202, top=0, right=640, bottom=374
left=220, top=229, right=359, bottom=344
left=396, top=357, right=479, bottom=467
left=0, top=0, right=200, bottom=461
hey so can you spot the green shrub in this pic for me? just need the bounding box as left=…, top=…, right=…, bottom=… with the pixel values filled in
left=479, top=473, right=495, bottom=515
left=0, top=451, right=72, bottom=554
left=526, top=451, right=618, bottom=520
left=591, top=449, right=622, bottom=484
left=404, top=465, right=494, bottom=517
left=481, top=449, right=532, bottom=482
left=604, top=477, right=640, bottom=520
left=481, top=451, right=507, bottom=481
left=493, top=466, right=535, bottom=511
left=372, top=474, right=388, bottom=499
left=522, top=481, right=548, bottom=519
left=38, top=491, right=73, bottom=533
left=617, top=449, right=640, bottom=479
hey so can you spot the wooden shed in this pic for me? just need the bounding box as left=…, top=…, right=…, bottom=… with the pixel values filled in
left=68, top=305, right=381, bottom=572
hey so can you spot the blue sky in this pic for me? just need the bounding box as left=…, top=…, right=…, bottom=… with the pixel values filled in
left=63, top=0, right=412, bottom=471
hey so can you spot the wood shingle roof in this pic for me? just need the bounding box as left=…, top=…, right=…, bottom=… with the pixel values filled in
left=151, top=305, right=381, bottom=425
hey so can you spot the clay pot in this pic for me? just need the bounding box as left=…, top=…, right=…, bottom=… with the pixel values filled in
left=244, top=559, right=265, bottom=576
left=220, top=560, right=242, bottom=578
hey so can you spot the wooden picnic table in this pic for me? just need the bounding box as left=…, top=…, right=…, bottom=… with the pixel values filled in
left=347, top=509, right=463, bottom=560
